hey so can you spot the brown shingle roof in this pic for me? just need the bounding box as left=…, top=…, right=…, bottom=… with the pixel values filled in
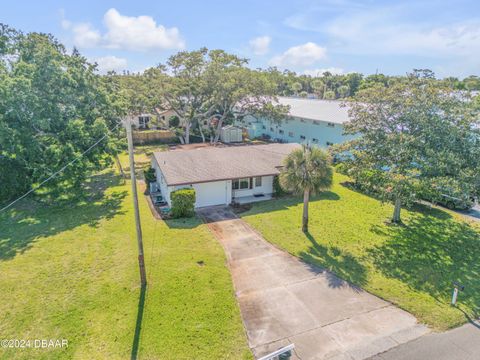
left=153, top=143, right=301, bottom=186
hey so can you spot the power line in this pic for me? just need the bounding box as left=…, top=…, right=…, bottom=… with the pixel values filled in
left=0, top=122, right=121, bottom=213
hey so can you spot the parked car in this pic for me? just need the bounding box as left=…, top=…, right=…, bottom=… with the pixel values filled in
left=418, top=181, right=476, bottom=210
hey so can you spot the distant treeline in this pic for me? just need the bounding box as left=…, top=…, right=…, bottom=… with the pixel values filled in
left=117, top=67, right=480, bottom=100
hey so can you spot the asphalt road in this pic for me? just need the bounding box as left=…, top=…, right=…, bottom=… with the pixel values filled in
left=458, top=204, right=480, bottom=221
left=369, top=321, right=480, bottom=360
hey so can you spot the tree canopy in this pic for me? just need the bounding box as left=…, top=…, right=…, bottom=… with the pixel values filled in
left=339, top=70, right=480, bottom=222
left=0, top=25, right=123, bottom=203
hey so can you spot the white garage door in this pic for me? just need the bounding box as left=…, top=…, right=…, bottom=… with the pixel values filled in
left=193, top=181, right=229, bottom=207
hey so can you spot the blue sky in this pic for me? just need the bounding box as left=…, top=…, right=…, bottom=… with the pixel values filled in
left=2, top=0, right=479, bottom=77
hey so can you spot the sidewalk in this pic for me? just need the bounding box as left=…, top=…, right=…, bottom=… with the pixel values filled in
left=369, top=320, right=480, bottom=360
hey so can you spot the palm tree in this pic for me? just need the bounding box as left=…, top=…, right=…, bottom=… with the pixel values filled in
left=280, top=145, right=333, bottom=233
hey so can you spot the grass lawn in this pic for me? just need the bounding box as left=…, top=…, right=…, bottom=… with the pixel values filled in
left=116, top=144, right=168, bottom=177
left=240, top=172, right=480, bottom=331
left=0, top=169, right=250, bottom=359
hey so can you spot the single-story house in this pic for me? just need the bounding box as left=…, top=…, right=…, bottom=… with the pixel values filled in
left=151, top=143, right=300, bottom=208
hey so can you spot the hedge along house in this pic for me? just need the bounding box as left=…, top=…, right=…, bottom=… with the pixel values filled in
left=151, top=143, right=300, bottom=208
left=237, top=97, right=355, bottom=147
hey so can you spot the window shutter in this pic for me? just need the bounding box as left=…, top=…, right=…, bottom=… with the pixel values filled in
left=250, top=178, right=253, bottom=189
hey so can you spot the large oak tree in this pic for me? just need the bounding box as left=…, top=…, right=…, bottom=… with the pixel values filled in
left=0, top=25, right=123, bottom=202
left=341, top=70, right=480, bottom=223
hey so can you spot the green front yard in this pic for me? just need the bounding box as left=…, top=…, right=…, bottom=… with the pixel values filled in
left=241, top=172, right=480, bottom=331
left=0, top=170, right=250, bottom=359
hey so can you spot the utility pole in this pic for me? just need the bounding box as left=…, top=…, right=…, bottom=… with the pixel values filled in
left=125, top=118, right=147, bottom=287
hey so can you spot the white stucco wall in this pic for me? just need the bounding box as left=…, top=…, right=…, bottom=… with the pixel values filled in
left=232, top=175, right=273, bottom=199
left=152, top=158, right=171, bottom=205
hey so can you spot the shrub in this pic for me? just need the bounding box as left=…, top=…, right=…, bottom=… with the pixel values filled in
left=169, top=116, right=180, bottom=128
left=273, top=176, right=286, bottom=196
left=171, top=188, right=196, bottom=218
left=144, top=166, right=156, bottom=183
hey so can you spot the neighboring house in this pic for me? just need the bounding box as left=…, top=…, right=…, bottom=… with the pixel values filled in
left=151, top=143, right=300, bottom=208
left=131, top=114, right=154, bottom=129
left=156, top=109, right=177, bottom=127
left=237, top=97, right=354, bottom=147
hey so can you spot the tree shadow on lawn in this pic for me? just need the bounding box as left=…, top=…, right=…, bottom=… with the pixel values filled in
left=0, top=172, right=127, bottom=261
left=299, top=232, right=368, bottom=290
left=243, top=191, right=341, bottom=217
left=368, top=204, right=480, bottom=317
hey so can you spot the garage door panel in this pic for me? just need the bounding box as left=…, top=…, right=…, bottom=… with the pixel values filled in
left=193, top=181, right=228, bottom=207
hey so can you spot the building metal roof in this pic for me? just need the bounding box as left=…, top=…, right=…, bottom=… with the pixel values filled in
left=153, top=143, right=300, bottom=186
left=277, top=97, right=350, bottom=124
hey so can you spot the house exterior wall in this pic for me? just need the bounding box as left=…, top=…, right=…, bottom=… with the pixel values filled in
left=237, top=115, right=354, bottom=147
left=152, top=158, right=172, bottom=204
left=232, top=175, right=273, bottom=200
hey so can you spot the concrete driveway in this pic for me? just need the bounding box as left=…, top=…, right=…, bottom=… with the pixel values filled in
left=198, top=207, right=429, bottom=360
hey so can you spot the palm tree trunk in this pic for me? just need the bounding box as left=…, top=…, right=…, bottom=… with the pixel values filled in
left=302, top=189, right=310, bottom=233
left=392, top=197, right=402, bottom=223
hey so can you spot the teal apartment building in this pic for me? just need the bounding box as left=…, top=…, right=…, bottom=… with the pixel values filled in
left=237, top=97, right=354, bottom=147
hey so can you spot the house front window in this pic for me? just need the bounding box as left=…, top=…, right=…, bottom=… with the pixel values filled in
left=326, top=141, right=334, bottom=146
left=255, top=177, right=262, bottom=187
left=288, top=131, right=294, bottom=137
left=327, top=122, right=335, bottom=127
left=279, top=129, right=284, bottom=135
left=313, top=120, right=320, bottom=125
left=232, top=178, right=250, bottom=190
left=300, top=135, right=306, bottom=140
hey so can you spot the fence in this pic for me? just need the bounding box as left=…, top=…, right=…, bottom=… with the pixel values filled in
left=132, top=130, right=177, bottom=145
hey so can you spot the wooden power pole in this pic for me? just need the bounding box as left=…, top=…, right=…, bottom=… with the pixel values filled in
left=125, top=119, right=147, bottom=287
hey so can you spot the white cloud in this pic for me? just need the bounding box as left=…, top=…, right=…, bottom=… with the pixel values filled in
left=71, top=23, right=102, bottom=48
left=249, top=36, right=271, bottom=55
left=304, top=67, right=345, bottom=76
left=269, top=42, right=327, bottom=67
left=63, top=8, right=185, bottom=51
left=102, top=8, right=185, bottom=51
left=325, top=11, right=480, bottom=57
left=93, top=56, right=128, bottom=73
left=284, top=4, right=480, bottom=59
